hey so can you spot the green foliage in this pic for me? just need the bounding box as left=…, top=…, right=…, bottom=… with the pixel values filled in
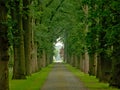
left=61, top=0, right=87, bottom=56
left=32, top=0, right=66, bottom=53
left=5, top=0, right=120, bottom=88
left=83, top=0, right=120, bottom=56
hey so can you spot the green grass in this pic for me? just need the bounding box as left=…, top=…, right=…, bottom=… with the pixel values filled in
left=9, top=64, right=53, bottom=90
left=66, top=64, right=120, bottom=90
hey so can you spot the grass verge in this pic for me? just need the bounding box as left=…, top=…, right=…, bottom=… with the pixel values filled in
left=10, top=64, right=53, bottom=90
left=66, top=64, right=120, bottom=90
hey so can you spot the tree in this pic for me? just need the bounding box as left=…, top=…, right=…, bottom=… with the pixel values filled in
left=108, top=0, right=120, bottom=87
left=23, top=0, right=32, bottom=76
left=11, top=0, right=26, bottom=79
left=0, top=1, right=9, bottom=90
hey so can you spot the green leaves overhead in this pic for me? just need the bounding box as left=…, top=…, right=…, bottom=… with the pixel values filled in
left=33, top=0, right=78, bottom=52
left=30, top=0, right=120, bottom=61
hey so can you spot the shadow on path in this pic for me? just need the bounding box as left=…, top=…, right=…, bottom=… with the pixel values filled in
left=41, top=63, right=89, bottom=90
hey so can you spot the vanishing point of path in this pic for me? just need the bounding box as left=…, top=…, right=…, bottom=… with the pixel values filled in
left=41, top=63, right=89, bottom=90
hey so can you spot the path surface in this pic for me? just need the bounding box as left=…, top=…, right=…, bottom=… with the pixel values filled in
left=41, top=63, right=88, bottom=90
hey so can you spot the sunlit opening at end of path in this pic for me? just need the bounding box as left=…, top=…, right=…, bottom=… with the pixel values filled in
left=55, top=37, right=64, bottom=47
left=55, top=42, right=64, bottom=47
left=53, top=38, right=64, bottom=63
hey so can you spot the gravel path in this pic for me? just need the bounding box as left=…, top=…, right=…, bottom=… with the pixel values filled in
left=41, top=63, right=89, bottom=90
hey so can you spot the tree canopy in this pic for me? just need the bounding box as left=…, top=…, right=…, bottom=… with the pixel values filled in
left=0, top=0, right=120, bottom=90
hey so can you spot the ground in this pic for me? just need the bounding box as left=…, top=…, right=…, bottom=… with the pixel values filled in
left=41, top=63, right=88, bottom=90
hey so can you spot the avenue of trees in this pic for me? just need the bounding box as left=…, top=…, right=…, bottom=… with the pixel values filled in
left=64, top=0, right=120, bottom=88
left=0, top=0, right=120, bottom=90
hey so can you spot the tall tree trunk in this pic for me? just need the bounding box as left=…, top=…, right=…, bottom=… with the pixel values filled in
left=96, top=30, right=109, bottom=82
left=11, top=0, right=20, bottom=79
left=89, top=53, right=97, bottom=76
left=74, top=55, right=78, bottom=68
left=84, top=51, right=89, bottom=74
left=12, top=0, right=26, bottom=79
left=70, top=54, right=75, bottom=67
left=94, top=53, right=98, bottom=76
left=18, top=10, right=26, bottom=79
left=46, top=53, right=51, bottom=66
left=42, top=50, right=47, bottom=67
left=76, top=56, right=80, bottom=69
left=70, top=54, right=74, bottom=66
left=0, top=1, right=9, bottom=90
left=37, top=54, right=42, bottom=70
left=110, top=44, right=120, bottom=88
left=89, top=53, right=95, bottom=75
left=12, top=47, right=20, bottom=79
left=72, top=55, right=75, bottom=66
left=32, top=42, right=38, bottom=73
left=80, top=54, right=85, bottom=72
left=97, top=53, right=111, bottom=82
left=97, top=54, right=105, bottom=81
left=30, top=23, right=38, bottom=73
left=23, top=0, right=32, bottom=76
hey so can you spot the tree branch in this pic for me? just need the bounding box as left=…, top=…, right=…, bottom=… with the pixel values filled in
left=46, top=0, right=54, bottom=7
left=49, top=0, right=65, bottom=22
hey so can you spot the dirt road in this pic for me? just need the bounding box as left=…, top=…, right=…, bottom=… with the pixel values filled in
left=41, top=63, right=88, bottom=90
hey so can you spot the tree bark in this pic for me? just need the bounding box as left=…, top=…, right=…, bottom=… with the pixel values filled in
left=89, top=54, right=95, bottom=75
left=12, top=0, right=26, bottom=79
left=89, top=53, right=97, bottom=76
left=42, top=50, right=47, bottom=67
left=110, top=44, right=120, bottom=88
left=97, top=53, right=111, bottom=82
left=23, top=0, right=32, bottom=76
left=84, top=51, right=89, bottom=74
left=31, top=42, right=38, bottom=73
left=18, top=8, right=26, bottom=79
left=80, top=54, right=85, bottom=72
left=0, top=1, right=9, bottom=90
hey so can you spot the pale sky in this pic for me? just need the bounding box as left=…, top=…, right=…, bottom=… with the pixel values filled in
left=55, top=42, right=63, bottom=46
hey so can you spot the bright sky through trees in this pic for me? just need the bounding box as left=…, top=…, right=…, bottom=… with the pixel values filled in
left=55, top=42, right=63, bottom=46
left=55, top=37, right=64, bottom=47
